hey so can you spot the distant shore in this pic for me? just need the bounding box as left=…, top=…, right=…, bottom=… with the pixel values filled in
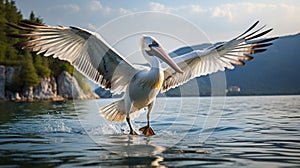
left=2, top=93, right=299, bottom=102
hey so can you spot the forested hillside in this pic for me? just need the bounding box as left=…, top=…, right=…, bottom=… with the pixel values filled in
left=0, top=0, right=74, bottom=93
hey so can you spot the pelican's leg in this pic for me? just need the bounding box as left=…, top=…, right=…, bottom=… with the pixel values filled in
left=125, top=102, right=138, bottom=135
left=139, top=102, right=155, bottom=136
left=126, top=117, right=138, bottom=135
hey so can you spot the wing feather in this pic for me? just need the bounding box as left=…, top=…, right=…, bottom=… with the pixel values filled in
left=161, top=21, right=277, bottom=93
left=9, top=21, right=138, bottom=94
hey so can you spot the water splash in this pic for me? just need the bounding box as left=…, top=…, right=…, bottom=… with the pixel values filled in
left=43, top=113, right=72, bottom=133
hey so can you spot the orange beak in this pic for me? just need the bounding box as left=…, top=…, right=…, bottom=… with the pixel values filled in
left=153, top=46, right=184, bottom=74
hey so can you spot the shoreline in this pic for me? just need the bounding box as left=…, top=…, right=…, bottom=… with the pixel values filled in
left=1, top=93, right=299, bottom=102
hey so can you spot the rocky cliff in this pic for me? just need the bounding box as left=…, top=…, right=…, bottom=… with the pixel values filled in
left=0, top=66, right=4, bottom=99
left=0, top=65, right=98, bottom=101
left=57, top=71, right=98, bottom=100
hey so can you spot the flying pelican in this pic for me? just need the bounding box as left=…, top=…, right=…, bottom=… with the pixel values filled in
left=10, top=21, right=277, bottom=136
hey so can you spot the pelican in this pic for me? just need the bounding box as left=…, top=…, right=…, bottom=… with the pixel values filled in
left=10, top=21, right=277, bottom=136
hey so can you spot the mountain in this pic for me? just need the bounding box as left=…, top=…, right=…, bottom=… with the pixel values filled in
left=225, top=33, right=300, bottom=95
left=166, top=33, right=300, bottom=96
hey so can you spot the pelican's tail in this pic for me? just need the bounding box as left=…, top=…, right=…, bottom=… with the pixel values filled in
left=99, top=99, right=127, bottom=122
left=99, top=99, right=144, bottom=122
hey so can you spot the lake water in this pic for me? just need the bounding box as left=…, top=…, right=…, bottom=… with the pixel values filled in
left=0, top=96, right=299, bottom=167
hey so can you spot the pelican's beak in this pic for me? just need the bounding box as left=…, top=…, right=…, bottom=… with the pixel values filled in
left=153, top=46, right=184, bottom=74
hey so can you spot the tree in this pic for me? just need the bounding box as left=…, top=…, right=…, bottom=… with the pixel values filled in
left=29, top=11, right=43, bottom=23
left=48, top=57, right=74, bottom=77
left=0, top=0, right=23, bottom=65
left=2, top=1, right=79, bottom=96
left=4, top=0, right=22, bottom=23
left=34, top=55, right=51, bottom=77
left=20, top=51, right=40, bottom=88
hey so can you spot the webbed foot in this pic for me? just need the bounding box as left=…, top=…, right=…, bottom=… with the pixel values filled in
left=139, top=125, right=155, bottom=136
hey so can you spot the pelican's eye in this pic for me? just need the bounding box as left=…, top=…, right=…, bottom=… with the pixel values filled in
left=148, top=40, right=159, bottom=48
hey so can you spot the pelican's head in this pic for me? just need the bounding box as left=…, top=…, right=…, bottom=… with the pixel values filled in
left=141, top=35, right=183, bottom=74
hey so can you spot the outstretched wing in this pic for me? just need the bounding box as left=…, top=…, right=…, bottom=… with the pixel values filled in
left=9, top=20, right=137, bottom=94
left=161, top=21, right=277, bottom=93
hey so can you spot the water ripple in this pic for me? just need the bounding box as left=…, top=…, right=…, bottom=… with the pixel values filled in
left=0, top=96, right=299, bottom=167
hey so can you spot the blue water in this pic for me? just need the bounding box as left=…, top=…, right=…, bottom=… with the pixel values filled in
left=0, top=96, right=299, bottom=167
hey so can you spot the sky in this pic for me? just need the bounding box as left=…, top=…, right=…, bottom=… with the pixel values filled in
left=14, top=0, right=300, bottom=63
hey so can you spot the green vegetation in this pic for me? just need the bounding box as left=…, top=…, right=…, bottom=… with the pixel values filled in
left=0, top=0, right=75, bottom=92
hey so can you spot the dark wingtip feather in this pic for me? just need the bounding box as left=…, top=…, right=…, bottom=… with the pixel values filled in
left=7, top=21, right=36, bottom=31
left=262, top=37, right=279, bottom=43
left=251, top=48, right=267, bottom=54
left=6, top=22, right=18, bottom=29
left=19, top=20, right=44, bottom=27
left=253, top=43, right=273, bottom=49
left=235, top=21, right=260, bottom=39
left=246, top=28, right=273, bottom=41
left=7, top=33, right=30, bottom=39
left=238, top=60, right=246, bottom=66
left=247, top=36, right=278, bottom=44
left=243, top=55, right=254, bottom=60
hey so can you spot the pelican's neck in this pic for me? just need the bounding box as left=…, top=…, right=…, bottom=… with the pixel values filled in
left=148, top=56, right=161, bottom=69
left=143, top=50, right=161, bottom=69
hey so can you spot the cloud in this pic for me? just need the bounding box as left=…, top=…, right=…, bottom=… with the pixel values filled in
left=87, top=23, right=97, bottom=31
left=190, top=5, right=206, bottom=13
left=102, top=6, right=111, bottom=15
left=119, top=8, right=132, bottom=15
left=210, top=5, right=233, bottom=21
left=200, top=2, right=300, bottom=38
left=88, top=0, right=103, bottom=11
left=46, top=1, right=299, bottom=41
left=207, top=2, right=300, bottom=24
left=86, top=0, right=112, bottom=14
left=147, top=2, right=300, bottom=24
left=144, top=1, right=300, bottom=40
left=147, top=2, right=300, bottom=26
left=149, top=2, right=173, bottom=13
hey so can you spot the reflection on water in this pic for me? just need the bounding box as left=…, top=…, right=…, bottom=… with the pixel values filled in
left=95, top=134, right=166, bottom=156
left=0, top=96, right=300, bottom=167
